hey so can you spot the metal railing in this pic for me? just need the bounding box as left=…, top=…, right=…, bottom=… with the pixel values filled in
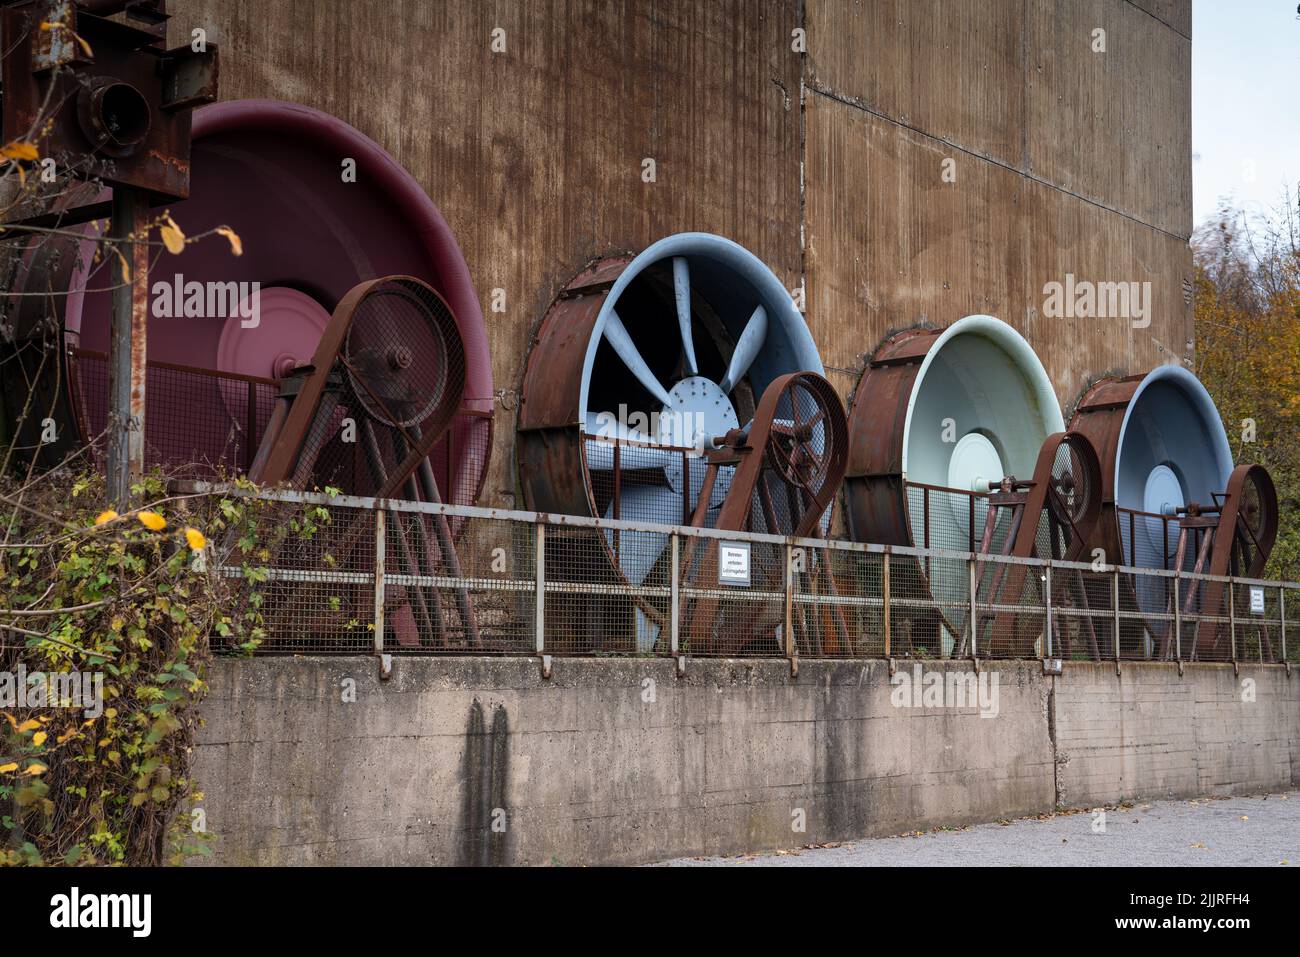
left=204, top=485, right=1299, bottom=666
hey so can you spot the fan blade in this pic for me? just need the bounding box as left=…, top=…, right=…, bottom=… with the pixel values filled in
left=583, top=411, right=677, bottom=470
left=719, top=304, right=768, bottom=393
left=603, top=308, right=673, bottom=407
left=673, top=257, right=698, bottom=376
left=602, top=484, right=676, bottom=585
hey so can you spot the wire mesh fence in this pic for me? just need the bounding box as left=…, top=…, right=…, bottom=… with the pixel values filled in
left=70, top=347, right=278, bottom=477
left=204, top=486, right=1299, bottom=665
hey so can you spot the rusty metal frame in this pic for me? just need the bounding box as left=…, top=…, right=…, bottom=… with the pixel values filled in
left=681, top=371, right=849, bottom=654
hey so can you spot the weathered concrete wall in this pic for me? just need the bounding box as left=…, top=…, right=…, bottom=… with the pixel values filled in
left=1053, top=663, right=1300, bottom=808
left=193, top=655, right=1298, bottom=866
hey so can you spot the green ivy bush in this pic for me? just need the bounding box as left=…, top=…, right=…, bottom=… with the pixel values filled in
left=0, top=471, right=318, bottom=865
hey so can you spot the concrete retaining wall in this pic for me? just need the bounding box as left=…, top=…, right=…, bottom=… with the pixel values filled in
left=192, top=657, right=1299, bottom=866
left=1052, top=663, right=1299, bottom=807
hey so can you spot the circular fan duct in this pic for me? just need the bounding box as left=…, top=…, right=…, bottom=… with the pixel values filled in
left=1071, top=364, right=1232, bottom=573
left=519, top=232, right=821, bottom=559
left=517, top=233, right=821, bottom=650
left=845, top=315, right=1064, bottom=551
left=1070, top=364, right=1278, bottom=658
left=843, top=315, right=1064, bottom=656
left=13, top=99, right=491, bottom=504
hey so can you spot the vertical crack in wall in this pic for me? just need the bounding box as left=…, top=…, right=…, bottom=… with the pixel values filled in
left=1046, top=677, right=1062, bottom=808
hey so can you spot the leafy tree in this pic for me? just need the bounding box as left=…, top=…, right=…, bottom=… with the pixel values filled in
left=1192, top=188, right=1300, bottom=582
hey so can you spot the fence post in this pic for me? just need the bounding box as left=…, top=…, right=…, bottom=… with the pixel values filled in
left=1229, top=579, right=1237, bottom=667
left=1112, top=569, right=1121, bottom=666
left=784, top=541, right=796, bottom=666
left=534, top=521, right=546, bottom=655
left=882, top=547, right=891, bottom=660
left=669, top=532, right=680, bottom=657
left=968, top=556, right=978, bottom=660
left=1173, top=574, right=1181, bottom=663
left=373, top=508, right=385, bottom=655
left=1280, top=588, right=1288, bottom=665
left=1043, top=562, right=1053, bottom=659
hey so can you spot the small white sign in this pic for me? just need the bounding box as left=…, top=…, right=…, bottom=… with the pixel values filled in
left=1249, top=586, right=1265, bottom=615
left=718, top=541, right=751, bottom=586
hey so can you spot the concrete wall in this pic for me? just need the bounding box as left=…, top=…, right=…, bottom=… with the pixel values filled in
left=1053, top=663, right=1300, bottom=808
left=193, top=656, right=1298, bottom=866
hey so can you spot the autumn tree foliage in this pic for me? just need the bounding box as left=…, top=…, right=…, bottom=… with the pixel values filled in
left=1192, top=190, right=1300, bottom=582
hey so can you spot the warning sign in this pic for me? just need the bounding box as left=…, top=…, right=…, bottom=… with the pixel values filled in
left=719, top=541, right=751, bottom=586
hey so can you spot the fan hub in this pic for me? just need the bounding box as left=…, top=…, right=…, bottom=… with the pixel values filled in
left=660, top=376, right=739, bottom=497
left=388, top=345, right=414, bottom=370
left=948, top=431, right=1004, bottom=493
left=656, top=376, right=738, bottom=449
left=1143, top=464, right=1184, bottom=517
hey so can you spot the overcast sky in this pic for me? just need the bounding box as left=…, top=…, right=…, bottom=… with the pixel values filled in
left=1191, top=1, right=1300, bottom=229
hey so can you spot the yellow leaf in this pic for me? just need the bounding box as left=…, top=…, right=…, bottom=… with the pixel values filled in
left=15, top=719, right=39, bottom=733
left=56, top=728, right=78, bottom=744
left=32, top=731, right=47, bottom=747
left=1, top=713, right=15, bottom=729
left=107, top=241, right=132, bottom=282
left=137, top=511, right=166, bottom=531
left=94, top=509, right=118, bottom=526
left=0, top=140, right=38, bottom=162
left=159, top=214, right=186, bottom=255
left=0, top=763, right=17, bottom=774
left=184, top=527, right=207, bottom=551
left=25, top=763, right=47, bottom=776
left=73, top=31, right=93, bottom=58
left=215, top=226, right=243, bottom=257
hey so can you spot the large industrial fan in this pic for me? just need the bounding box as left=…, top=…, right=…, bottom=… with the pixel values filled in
left=843, top=315, right=1080, bottom=657
left=2, top=99, right=492, bottom=509
left=517, top=232, right=826, bottom=652
left=1071, top=364, right=1279, bottom=660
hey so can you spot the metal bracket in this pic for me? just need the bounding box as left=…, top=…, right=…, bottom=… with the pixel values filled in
left=1285, top=661, right=1292, bottom=677
left=1042, top=657, right=1063, bottom=676
left=539, top=654, right=553, bottom=680
left=1233, top=659, right=1240, bottom=678
left=377, top=653, right=393, bottom=681
left=789, top=654, right=799, bottom=678
left=1114, top=658, right=1122, bottom=677
left=675, top=654, right=687, bottom=677
left=887, top=656, right=897, bottom=678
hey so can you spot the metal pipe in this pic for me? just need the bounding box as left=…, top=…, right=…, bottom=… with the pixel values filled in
left=882, top=547, right=891, bottom=659
left=106, top=187, right=149, bottom=508
left=534, top=522, right=546, bottom=654
left=373, top=509, right=385, bottom=655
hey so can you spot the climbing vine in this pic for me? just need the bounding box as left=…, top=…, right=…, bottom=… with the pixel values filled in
left=0, top=470, right=318, bottom=865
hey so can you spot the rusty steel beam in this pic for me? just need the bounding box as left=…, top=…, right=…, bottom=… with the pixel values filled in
left=105, top=187, right=149, bottom=507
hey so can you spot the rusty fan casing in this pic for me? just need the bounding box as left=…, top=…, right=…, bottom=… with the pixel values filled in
left=843, top=327, right=944, bottom=546
left=517, top=256, right=631, bottom=519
